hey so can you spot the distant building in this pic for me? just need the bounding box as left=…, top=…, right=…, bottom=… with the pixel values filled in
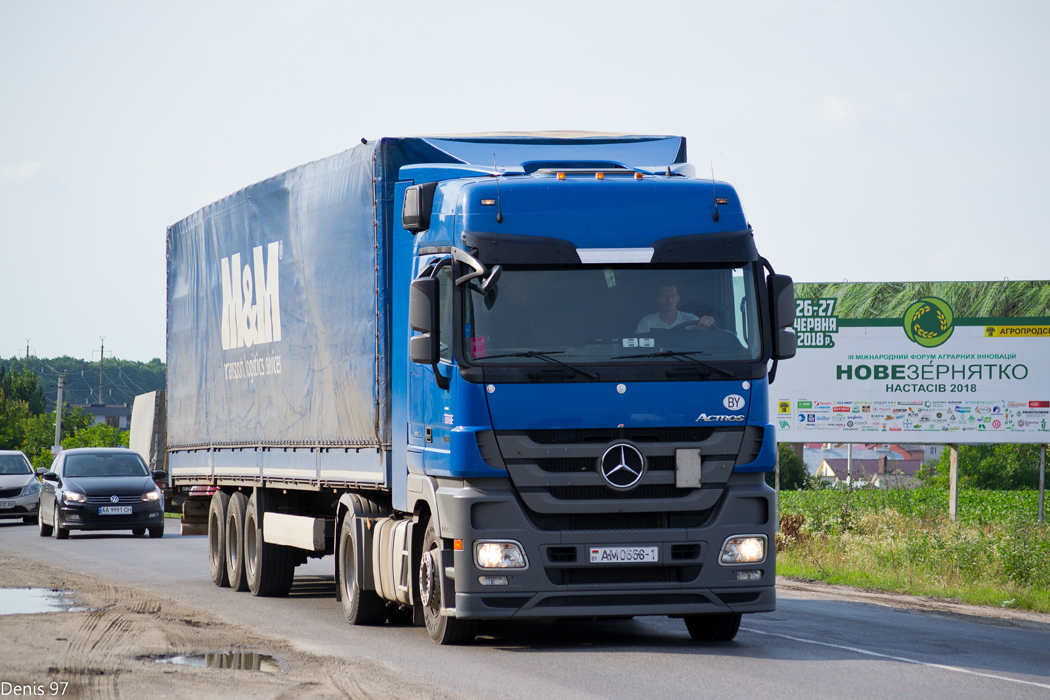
left=74, top=403, right=132, bottom=430
left=815, top=456, right=924, bottom=489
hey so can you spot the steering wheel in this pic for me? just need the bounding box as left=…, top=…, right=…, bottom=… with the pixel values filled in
left=669, top=320, right=718, bottom=331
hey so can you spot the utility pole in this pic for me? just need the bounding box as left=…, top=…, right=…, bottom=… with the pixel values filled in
left=25, top=338, right=30, bottom=365
left=52, top=372, right=66, bottom=456
left=98, top=336, right=105, bottom=404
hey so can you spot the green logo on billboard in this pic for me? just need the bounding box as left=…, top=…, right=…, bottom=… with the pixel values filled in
left=903, top=297, right=954, bottom=347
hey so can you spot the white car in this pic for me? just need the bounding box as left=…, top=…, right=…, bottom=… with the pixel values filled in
left=0, top=450, right=43, bottom=525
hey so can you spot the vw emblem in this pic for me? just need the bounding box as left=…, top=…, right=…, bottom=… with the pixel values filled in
left=598, top=443, right=646, bottom=491
left=110, top=495, right=120, bottom=503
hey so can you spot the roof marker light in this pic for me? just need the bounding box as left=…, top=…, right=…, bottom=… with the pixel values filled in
left=481, top=199, right=496, bottom=206
left=634, top=172, right=643, bottom=180
left=595, top=172, right=604, bottom=180
left=557, top=172, right=566, bottom=180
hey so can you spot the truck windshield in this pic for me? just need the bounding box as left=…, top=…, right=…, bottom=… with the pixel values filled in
left=463, top=264, right=761, bottom=365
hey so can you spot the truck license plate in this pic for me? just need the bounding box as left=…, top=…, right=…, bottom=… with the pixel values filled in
left=0, top=500, right=14, bottom=509
left=589, top=546, right=659, bottom=564
left=98, top=506, right=132, bottom=515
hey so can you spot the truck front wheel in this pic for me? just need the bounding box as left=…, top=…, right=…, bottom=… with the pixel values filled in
left=684, top=612, right=742, bottom=642
left=337, top=514, right=386, bottom=625
left=420, top=519, right=475, bottom=645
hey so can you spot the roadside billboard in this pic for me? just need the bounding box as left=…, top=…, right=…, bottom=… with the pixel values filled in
left=771, top=281, right=1050, bottom=444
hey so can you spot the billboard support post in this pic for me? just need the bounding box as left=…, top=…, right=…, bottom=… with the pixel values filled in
left=1039, top=445, right=1046, bottom=524
left=949, top=444, right=959, bottom=522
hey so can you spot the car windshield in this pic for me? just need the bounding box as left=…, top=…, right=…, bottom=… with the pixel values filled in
left=65, top=453, right=149, bottom=478
left=0, top=454, right=31, bottom=475
left=464, top=264, right=761, bottom=364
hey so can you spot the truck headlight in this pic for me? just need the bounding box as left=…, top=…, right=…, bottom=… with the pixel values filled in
left=719, top=535, right=767, bottom=565
left=475, top=541, right=528, bottom=569
left=64, top=491, right=87, bottom=503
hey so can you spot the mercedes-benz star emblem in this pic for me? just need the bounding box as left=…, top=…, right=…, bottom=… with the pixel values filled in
left=110, top=495, right=120, bottom=503
left=598, top=443, right=646, bottom=491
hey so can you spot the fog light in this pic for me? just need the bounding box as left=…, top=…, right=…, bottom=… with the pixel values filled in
left=65, top=513, right=81, bottom=521
left=475, top=541, right=528, bottom=569
left=719, top=535, right=767, bottom=565
left=479, top=576, right=509, bottom=586
left=736, top=569, right=763, bottom=582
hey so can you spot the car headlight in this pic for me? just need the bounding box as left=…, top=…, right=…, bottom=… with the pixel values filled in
left=142, top=491, right=161, bottom=502
left=719, top=535, right=767, bottom=565
left=64, top=491, right=87, bottom=503
left=474, top=540, right=528, bottom=569
left=21, top=481, right=41, bottom=496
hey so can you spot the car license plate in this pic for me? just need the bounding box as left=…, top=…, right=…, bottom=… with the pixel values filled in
left=0, top=500, right=14, bottom=510
left=589, top=546, right=659, bottom=564
left=98, top=506, right=133, bottom=515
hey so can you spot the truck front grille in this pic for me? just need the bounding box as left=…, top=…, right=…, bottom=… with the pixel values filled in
left=546, top=565, right=702, bottom=586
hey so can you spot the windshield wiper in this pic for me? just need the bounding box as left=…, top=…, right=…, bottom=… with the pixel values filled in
left=610, top=350, right=735, bottom=378
left=478, top=351, right=600, bottom=380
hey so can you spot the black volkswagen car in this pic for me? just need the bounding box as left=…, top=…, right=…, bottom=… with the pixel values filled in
left=39, top=448, right=167, bottom=539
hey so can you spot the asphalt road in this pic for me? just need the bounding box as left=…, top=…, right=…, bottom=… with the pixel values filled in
left=2, top=518, right=1049, bottom=700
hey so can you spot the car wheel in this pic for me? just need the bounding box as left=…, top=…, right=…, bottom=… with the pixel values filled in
left=38, top=508, right=53, bottom=537
left=23, top=515, right=37, bottom=525
left=53, top=510, right=69, bottom=540
left=132, top=528, right=146, bottom=537
left=148, top=525, right=164, bottom=538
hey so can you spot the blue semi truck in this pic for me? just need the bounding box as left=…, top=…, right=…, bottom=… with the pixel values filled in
left=167, top=132, right=796, bottom=644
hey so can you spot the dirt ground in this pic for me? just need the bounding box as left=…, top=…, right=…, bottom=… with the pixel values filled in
left=3, top=554, right=1048, bottom=700
left=0, top=552, right=463, bottom=700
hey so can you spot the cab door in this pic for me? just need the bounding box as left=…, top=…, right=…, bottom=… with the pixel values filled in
left=407, top=258, right=456, bottom=475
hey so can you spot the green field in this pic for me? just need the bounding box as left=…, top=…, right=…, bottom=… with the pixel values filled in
left=777, top=488, right=1050, bottom=613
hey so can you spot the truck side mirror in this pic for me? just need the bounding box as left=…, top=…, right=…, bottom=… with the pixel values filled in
left=402, top=183, right=438, bottom=233
left=768, top=274, right=796, bottom=360
left=768, top=274, right=795, bottom=329
left=409, top=277, right=440, bottom=365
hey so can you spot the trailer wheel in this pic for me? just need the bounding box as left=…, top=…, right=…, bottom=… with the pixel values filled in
left=245, top=491, right=295, bottom=597
left=337, top=513, right=387, bottom=625
left=225, top=492, right=249, bottom=592
left=208, top=490, right=230, bottom=587
left=684, top=612, right=741, bottom=642
left=420, top=519, right=475, bottom=645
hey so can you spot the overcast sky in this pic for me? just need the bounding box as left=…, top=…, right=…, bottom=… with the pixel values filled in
left=2, top=0, right=1047, bottom=362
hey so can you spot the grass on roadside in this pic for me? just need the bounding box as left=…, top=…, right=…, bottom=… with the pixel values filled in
left=777, top=488, right=1050, bottom=614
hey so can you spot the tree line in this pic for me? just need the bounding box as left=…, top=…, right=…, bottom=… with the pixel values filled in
left=1, top=355, right=166, bottom=409
left=0, top=358, right=166, bottom=471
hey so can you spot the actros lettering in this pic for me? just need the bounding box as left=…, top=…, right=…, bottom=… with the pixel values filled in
left=220, top=242, right=282, bottom=350
left=695, top=413, right=746, bottom=422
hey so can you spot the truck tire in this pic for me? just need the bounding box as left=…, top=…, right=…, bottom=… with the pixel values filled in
left=337, top=513, right=386, bottom=625
left=245, top=491, right=295, bottom=597
left=225, top=492, right=249, bottom=592
left=208, top=490, right=230, bottom=587
left=684, top=612, right=741, bottom=642
left=420, top=519, right=475, bottom=645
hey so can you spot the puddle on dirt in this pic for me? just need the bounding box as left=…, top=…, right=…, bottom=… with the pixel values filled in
left=154, top=652, right=281, bottom=673
left=0, top=588, right=84, bottom=615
